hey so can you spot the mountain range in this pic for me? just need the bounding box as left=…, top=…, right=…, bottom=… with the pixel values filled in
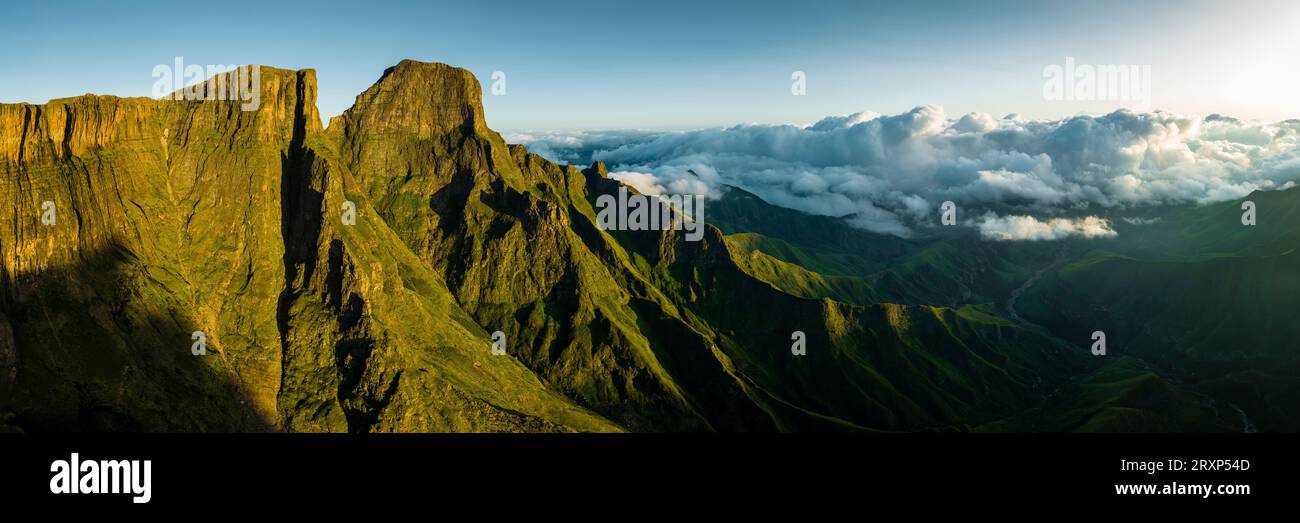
left=1, top=60, right=1294, bottom=432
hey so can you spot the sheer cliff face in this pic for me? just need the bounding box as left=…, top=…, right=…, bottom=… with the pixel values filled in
left=1, top=60, right=1081, bottom=433
left=0, top=65, right=614, bottom=432
left=0, top=69, right=314, bottom=431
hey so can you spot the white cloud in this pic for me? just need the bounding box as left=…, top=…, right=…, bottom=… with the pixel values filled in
left=977, top=214, right=1117, bottom=241
left=503, top=129, right=664, bottom=164
left=609, top=171, right=665, bottom=195
left=510, top=108, right=1300, bottom=237
left=953, top=112, right=999, bottom=133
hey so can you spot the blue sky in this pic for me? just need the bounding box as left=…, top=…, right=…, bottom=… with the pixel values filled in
left=2, top=0, right=1297, bottom=129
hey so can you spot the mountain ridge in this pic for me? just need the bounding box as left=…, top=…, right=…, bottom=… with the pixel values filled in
left=4, top=59, right=1286, bottom=433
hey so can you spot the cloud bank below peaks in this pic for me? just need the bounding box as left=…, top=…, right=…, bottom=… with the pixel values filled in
left=509, top=107, right=1300, bottom=238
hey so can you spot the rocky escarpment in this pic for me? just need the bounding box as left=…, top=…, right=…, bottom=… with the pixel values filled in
left=0, top=68, right=311, bottom=430
left=0, top=65, right=614, bottom=432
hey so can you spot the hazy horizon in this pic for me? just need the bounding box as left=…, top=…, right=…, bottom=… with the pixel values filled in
left=4, top=0, right=1299, bottom=129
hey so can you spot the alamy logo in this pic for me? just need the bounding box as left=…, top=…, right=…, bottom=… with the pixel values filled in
left=152, top=57, right=261, bottom=111
left=940, top=201, right=956, bottom=226
left=49, top=453, right=152, bottom=504
left=491, top=71, right=507, bottom=96
left=342, top=201, right=358, bottom=226
left=191, top=331, right=207, bottom=356
left=595, top=186, right=705, bottom=242
left=491, top=331, right=507, bottom=356
left=1043, top=57, right=1151, bottom=110
left=1091, top=331, right=1107, bottom=356
left=40, top=201, right=56, bottom=226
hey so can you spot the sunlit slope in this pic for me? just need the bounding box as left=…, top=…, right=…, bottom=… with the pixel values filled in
left=0, top=66, right=618, bottom=433
left=0, top=69, right=308, bottom=430
left=327, top=61, right=1098, bottom=431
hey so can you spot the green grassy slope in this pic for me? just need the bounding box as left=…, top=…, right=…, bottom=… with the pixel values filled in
left=1017, top=188, right=1300, bottom=431
left=979, top=357, right=1237, bottom=432
left=708, top=183, right=1297, bottom=432
left=709, top=188, right=1064, bottom=309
